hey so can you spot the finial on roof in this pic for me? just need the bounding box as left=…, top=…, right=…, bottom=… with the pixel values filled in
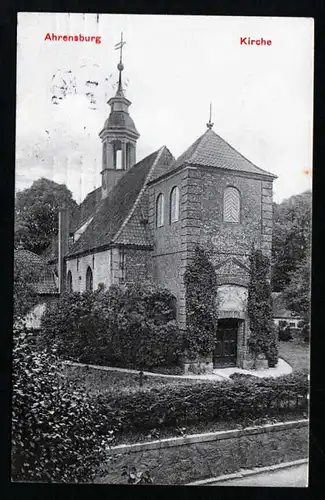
left=206, top=102, right=214, bottom=130
left=114, top=32, right=126, bottom=94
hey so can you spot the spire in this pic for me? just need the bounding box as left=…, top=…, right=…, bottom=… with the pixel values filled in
left=114, top=32, right=126, bottom=96
left=206, top=102, right=214, bottom=130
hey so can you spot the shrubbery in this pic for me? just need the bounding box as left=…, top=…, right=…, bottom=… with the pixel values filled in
left=184, top=246, right=217, bottom=359
left=11, top=326, right=112, bottom=482
left=95, top=371, right=308, bottom=434
left=248, top=249, right=279, bottom=367
left=39, top=283, right=182, bottom=370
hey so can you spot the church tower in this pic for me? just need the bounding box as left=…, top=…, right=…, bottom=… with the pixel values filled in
left=99, top=33, right=140, bottom=199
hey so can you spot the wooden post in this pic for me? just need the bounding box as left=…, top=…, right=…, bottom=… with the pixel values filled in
left=58, top=206, right=69, bottom=294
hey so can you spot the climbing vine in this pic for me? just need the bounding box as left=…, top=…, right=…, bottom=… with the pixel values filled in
left=247, top=248, right=278, bottom=367
left=184, top=246, right=217, bottom=359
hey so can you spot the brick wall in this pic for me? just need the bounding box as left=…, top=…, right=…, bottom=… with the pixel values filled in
left=148, top=170, right=186, bottom=322
left=200, top=170, right=263, bottom=258
left=124, top=248, right=152, bottom=284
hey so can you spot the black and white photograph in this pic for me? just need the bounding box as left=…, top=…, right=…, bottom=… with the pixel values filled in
left=13, top=13, right=313, bottom=486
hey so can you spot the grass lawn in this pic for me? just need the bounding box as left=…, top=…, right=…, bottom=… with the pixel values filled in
left=278, top=340, right=310, bottom=372
left=64, top=365, right=200, bottom=396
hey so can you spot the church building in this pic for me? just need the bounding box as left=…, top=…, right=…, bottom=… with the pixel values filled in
left=49, top=40, right=277, bottom=372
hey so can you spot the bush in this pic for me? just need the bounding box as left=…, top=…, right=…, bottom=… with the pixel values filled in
left=11, top=326, right=113, bottom=482
left=247, top=249, right=279, bottom=366
left=39, top=283, right=182, bottom=370
left=96, top=371, right=308, bottom=434
left=278, top=326, right=293, bottom=342
left=184, top=246, right=217, bottom=359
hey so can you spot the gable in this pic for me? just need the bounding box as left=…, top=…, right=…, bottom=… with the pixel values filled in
left=215, top=257, right=250, bottom=286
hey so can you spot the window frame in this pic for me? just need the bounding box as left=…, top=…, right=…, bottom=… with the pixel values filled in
left=67, top=270, right=73, bottom=292
left=156, top=193, right=165, bottom=228
left=86, top=266, right=93, bottom=292
left=169, top=186, right=180, bottom=223
left=223, top=185, right=241, bottom=223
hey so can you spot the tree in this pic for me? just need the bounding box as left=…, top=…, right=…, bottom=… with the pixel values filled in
left=283, top=257, right=311, bottom=340
left=272, top=190, right=311, bottom=291
left=13, top=251, right=39, bottom=324
left=15, top=178, right=78, bottom=255
left=247, top=249, right=278, bottom=367
left=184, top=246, right=217, bottom=359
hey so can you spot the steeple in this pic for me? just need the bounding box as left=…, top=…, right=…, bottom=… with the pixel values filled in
left=99, top=33, right=140, bottom=199
left=206, top=102, right=214, bottom=130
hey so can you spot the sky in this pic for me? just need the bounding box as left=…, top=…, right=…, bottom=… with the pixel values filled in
left=16, top=13, right=314, bottom=204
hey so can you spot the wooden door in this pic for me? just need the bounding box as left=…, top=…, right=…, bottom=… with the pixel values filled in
left=213, top=319, right=238, bottom=367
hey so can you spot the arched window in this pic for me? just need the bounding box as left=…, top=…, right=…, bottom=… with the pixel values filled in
left=156, top=193, right=164, bottom=227
left=170, top=186, right=180, bottom=223
left=86, top=266, right=93, bottom=292
left=67, top=270, right=73, bottom=292
left=223, top=186, right=241, bottom=223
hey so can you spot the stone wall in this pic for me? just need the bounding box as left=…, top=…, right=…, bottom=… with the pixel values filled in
left=98, top=419, right=308, bottom=485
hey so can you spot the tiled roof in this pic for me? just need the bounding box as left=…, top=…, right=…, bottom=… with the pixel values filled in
left=70, top=186, right=102, bottom=232
left=14, top=249, right=58, bottom=294
left=167, top=129, right=276, bottom=179
left=272, top=292, right=300, bottom=319
left=67, top=147, right=169, bottom=257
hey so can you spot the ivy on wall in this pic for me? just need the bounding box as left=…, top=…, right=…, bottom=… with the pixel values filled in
left=247, top=248, right=278, bottom=367
left=184, top=246, right=218, bottom=359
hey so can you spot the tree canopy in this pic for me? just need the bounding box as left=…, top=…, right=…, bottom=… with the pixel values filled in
left=272, top=190, right=311, bottom=292
left=15, top=178, right=78, bottom=255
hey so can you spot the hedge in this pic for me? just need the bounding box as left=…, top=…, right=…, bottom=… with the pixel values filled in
left=39, top=283, right=182, bottom=370
left=96, top=371, right=309, bottom=434
left=12, top=327, right=113, bottom=482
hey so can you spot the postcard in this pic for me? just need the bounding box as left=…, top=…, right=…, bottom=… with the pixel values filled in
left=13, top=13, right=313, bottom=486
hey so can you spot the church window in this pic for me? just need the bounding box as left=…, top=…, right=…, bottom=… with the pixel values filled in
left=223, top=186, right=240, bottom=223
left=112, top=140, right=123, bottom=170
left=119, top=248, right=125, bottom=283
left=86, top=266, right=93, bottom=292
left=67, top=270, right=73, bottom=292
left=156, top=193, right=164, bottom=227
left=116, top=150, right=122, bottom=170
left=170, top=186, right=180, bottom=223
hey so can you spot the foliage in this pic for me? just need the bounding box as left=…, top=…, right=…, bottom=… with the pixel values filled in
left=272, top=190, right=311, bottom=292
left=247, top=249, right=279, bottom=367
left=121, top=465, right=153, bottom=484
left=15, top=178, right=78, bottom=255
left=283, top=258, right=311, bottom=326
left=13, top=251, right=40, bottom=323
left=39, top=283, right=182, bottom=370
left=184, top=246, right=217, bottom=359
left=278, top=326, right=293, bottom=342
left=11, top=327, right=112, bottom=483
left=95, top=371, right=308, bottom=434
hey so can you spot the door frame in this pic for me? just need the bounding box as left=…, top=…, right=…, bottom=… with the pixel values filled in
left=213, top=318, right=239, bottom=368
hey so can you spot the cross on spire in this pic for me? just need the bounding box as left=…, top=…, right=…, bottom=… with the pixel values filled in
left=206, top=102, right=214, bottom=129
left=114, top=32, right=126, bottom=92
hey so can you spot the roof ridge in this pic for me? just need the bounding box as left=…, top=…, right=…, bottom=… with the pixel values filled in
left=112, top=146, right=166, bottom=243
left=211, top=130, right=276, bottom=178
left=175, top=131, right=207, bottom=166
